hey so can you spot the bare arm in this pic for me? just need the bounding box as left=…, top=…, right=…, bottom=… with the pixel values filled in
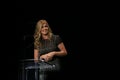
left=34, top=49, right=39, bottom=62
left=53, top=42, right=67, bottom=56
left=40, top=42, right=67, bottom=62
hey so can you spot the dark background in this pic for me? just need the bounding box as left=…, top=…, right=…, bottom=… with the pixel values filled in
left=8, top=0, right=110, bottom=80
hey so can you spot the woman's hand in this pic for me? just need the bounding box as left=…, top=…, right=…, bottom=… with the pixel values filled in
left=40, top=52, right=55, bottom=62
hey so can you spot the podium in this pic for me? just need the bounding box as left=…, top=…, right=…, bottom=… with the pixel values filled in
left=18, top=59, right=57, bottom=80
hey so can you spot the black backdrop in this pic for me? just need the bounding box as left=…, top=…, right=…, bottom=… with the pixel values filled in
left=10, top=0, right=107, bottom=80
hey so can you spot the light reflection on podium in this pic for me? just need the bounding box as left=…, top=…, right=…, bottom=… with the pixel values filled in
left=18, top=59, right=57, bottom=80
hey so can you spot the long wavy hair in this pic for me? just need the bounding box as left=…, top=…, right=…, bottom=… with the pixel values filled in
left=34, top=19, right=53, bottom=49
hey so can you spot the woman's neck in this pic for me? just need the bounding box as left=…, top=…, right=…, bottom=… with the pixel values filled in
left=42, top=34, right=48, bottom=39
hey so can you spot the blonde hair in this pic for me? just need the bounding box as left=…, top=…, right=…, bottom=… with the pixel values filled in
left=34, top=19, right=53, bottom=49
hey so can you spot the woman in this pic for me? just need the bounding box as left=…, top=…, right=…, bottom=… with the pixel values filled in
left=34, top=19, right=67, bottom=80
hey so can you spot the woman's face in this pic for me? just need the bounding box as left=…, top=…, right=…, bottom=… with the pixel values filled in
left=40, top=23, right=49, bottom=35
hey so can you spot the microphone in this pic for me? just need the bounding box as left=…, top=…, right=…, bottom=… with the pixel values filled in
left=40, top=58, right=45, bottom=62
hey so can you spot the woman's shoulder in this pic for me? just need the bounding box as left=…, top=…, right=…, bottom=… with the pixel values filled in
left=52, top=34, right=62, bottom=44
left=52, top=34, right=62, bottom=40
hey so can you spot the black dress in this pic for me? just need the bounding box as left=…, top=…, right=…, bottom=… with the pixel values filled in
left=37, top=34, right=63, bottom=80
